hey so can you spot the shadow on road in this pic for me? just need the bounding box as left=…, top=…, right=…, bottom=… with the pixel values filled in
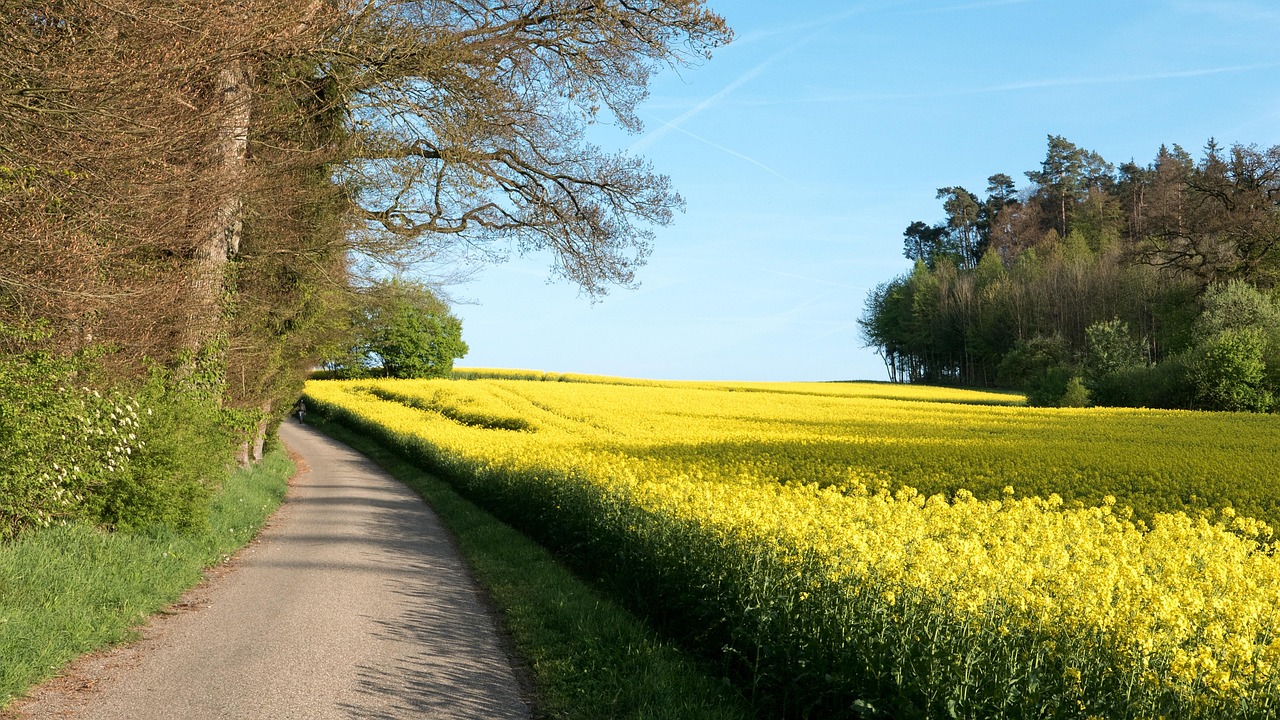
left=283, top=433, right=530, bottom=720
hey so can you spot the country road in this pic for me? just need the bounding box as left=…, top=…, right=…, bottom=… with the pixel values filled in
left=10, top=422, right=533, bottom=720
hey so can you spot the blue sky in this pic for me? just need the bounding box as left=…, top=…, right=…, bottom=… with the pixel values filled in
left=448, top=0, right=1280, bottom=382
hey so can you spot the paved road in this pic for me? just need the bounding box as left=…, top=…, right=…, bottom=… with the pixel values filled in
left=11, top=422, right=533, bottom=720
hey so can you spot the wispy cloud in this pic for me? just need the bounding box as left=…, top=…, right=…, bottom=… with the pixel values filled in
left=629, top=44, right=793, bottom=154
left=751, top=267, right=866, bottom=291
left=703, top=61, right=1280, bottom=107
left=730, top=4, right=882, bottom=46
left=730, top=0, right=1033, bottom=46
left=972, top=62, right=1280, bottom=94
left=639, top=112, right=796, bottom=185
left=630, top=1, right=873, bottom=155
left=912, top=0, right=1037, bottom=13
left=1173, top=1, right=1280, bottom=25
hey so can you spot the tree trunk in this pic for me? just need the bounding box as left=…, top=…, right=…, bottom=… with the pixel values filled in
left=185, top=60, right=252, bottom=357
left=252, top=400, right=272, bottom=462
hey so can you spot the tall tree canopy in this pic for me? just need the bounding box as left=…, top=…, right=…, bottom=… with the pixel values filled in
left=863, top=135, right=1280, bottom=411
left=0, top=0, right=730, bottom=376
left=0, top=0, right=731, bottom=480
left=333, top=0, right=731, bottom=296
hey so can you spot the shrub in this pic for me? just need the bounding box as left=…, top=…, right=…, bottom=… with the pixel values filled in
left=996, top=333, right=1071, bottom=390
left=0, top=328, right=239, bottom=538
left=997, top=334, right=1084, bottom=408
left=0, top=342, right=98, bottom=536
left=1194, top=280, right=1280, bottom=342
left=1058, top=376, right=1091, bottom=407
left=1187, top=329, right=1274, bottom=412
left=94, top=373, right=236, bottom=532
left=1089, top=359, right=1194, bottom=409
left=1084, top=318, right=1145, bottom=384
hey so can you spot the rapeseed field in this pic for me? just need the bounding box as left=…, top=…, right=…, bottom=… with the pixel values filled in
left=305, top=373, right=1280, bottom=719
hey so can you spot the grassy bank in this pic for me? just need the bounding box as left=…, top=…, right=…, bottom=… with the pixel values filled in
left=0, top=448, right=292, bottom=708
left=311, top=417, right=753, bottom=720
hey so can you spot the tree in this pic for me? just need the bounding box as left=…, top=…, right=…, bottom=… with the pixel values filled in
left=979, top=173, right=1018, bottom=254
left=329, top=0, right=732, bottom=296
left=1058, top=376, right=1091, bottom=408
left=1025, top=135, right=1112, bottom=240
left=1187, top=329, right=1273, bottom=412
left=936, top=186, right=983, bottom=268
left=1134, top=142, right=1280, bottom=288
left=1, top=0, right=731, bottom=431
left=1083, top=318, right=1145, bottom=386
left=902, top=221, right=949, bottom=267
left=332, top=280, right=469, bottom=379
left=860, top=278, right=913, bottom=383
left=1194, top=280, right=1280, bottom=341
left=985, top=173, right=1018, bottom=207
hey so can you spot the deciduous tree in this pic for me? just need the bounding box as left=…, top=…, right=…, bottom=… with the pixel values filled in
left=327, top=0, right=731, bottom=296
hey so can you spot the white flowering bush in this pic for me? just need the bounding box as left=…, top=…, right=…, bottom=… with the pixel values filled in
left=0, top=344, right=234, bottom=538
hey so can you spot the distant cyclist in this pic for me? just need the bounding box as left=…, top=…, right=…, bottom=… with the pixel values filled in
left=295, top=398, right=307, bottom=423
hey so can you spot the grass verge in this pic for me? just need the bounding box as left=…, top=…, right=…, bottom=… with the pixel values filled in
left=311, top=417, right=754, bottom=720
left=0, top=447, right=292, bottom=708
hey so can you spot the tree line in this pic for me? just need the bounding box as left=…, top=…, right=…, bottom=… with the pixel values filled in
left=0, top=0, right=729, bottom=538
left=860, top=135, right=1280, bottom=411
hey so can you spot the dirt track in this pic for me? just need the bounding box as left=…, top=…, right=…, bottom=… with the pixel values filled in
left=8, top=421, right=533, bottom=720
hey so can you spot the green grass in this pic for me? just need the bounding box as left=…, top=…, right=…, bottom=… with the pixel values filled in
left=0, top=448, right=292, bottom=708
left=311, top=418, right=754, bottom=720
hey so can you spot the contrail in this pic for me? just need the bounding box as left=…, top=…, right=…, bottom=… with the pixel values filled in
left=981, top=62, right=1280, bottom=93
left=723, top=61, right=1280, bottom=106
left=915, top=0, right=1036, bottom=13
left=629, top=28, right=823, bottom=154
left=731, top=4, right=880, bottom=45
left=640, top=113, right=796, bottom=185
left=629, top=59, right=774, bottom=154
left=753, top=267, right=866, bottom=291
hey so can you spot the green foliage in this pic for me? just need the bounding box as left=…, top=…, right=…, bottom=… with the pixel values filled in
left=0, top=450, right=291, bottom=707
left=372, top=306, right=467, bottom=379
left=1082, top=284, right=1280, bottom=412
left=225, top=62, right=354, bottom=421
left=1194, top=280, right=1280, bottom=342
left=1024, top=366, right=1072, bottom=407
left=0, top=326, right=241, bottom=539
left=1087, top=358, right=1193, bottom=409
left=996, top=334, right=1068, bottom=398
left=100, top=374, right=237, bottom=532
left=1080, top=283, right=1280, bottom=413
left=1058, top=376, right=1091, bottom=407
left=0, top=339, right=97, bottom=536
left=994, top=335, right=1096, bottom=407
left=862, top=136, right=1280, bottom=405
left=1084, top=318, right=1145, bottom=384
left=324, top=279, right=469, bottom=379
left=1187, top=329, right=1274, bottom=412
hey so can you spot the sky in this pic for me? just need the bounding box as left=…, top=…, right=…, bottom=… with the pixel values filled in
left=445, top=0, right=1280, bottom=382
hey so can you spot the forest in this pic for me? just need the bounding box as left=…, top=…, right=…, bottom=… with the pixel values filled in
left=859, top=135, right=1280, bottom=410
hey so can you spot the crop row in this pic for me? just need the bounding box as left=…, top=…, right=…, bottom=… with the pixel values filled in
left=305, top=376, right=1280, bottom=719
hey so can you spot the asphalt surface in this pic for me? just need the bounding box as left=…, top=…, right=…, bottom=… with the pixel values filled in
left=10, top=421, right=533, bottom=720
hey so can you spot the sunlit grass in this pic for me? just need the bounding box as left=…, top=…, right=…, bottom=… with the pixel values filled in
left=0, top=450, right=291, bottom=707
